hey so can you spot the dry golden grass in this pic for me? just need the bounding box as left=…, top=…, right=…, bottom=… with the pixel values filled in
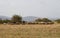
left=0, top=24, right=60, bottom=38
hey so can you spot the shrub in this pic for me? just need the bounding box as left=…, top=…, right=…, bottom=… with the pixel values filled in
left=42, top=18, right=52, bottom=22
left=55, top=19, right=60, bottom=23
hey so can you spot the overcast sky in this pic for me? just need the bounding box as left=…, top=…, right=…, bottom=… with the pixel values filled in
left=0, top=0, right=60, bottom=18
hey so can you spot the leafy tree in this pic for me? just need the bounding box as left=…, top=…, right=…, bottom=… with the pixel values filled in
left=35, top=18, right=52, bottom=22
left=42, top=18, right=52, bottom=22
left=0, top=19, right=3, bottom=24
left=55, top=19, right=60, bottom=23
left=35, top=18, right=42, bottom=22
left=2, top=20, right=11, bottom=23
left=11, top=15, right=22, bottom=24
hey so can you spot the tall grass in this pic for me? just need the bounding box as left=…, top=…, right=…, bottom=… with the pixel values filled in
left=0, top=24, right=60, bottom=38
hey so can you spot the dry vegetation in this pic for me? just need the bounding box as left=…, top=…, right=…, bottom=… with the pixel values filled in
left=0, top=24, right=60, bottom=38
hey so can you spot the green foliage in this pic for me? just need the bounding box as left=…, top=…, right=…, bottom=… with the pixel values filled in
left=42, top=18, right=52, bottom=22
left=55, top=19, right=60, bottom=23
left=0, top=20, right=3, bottom=24
left=35, top=18, right=52, bottom=22
left=0, top=19, right=11, bottom=24
left=11, top=15, right=22, bottom=24
left=35, top=18, right=42, bottom=22
left=2, top=20, right=11, bottom=23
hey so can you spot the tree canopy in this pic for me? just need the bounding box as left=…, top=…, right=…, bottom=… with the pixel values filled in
left=11, top=15, right=22, bottom=24
left=35, top=18, right=52, bottom=22
left=35, top=18, right=42, bottom=22
left=55, top=19, right=60, bottom=23
left=42, top=18, right=52, bottom=22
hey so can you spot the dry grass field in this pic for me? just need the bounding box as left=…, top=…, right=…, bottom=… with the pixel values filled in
left=0, top=24, right=60, bottom=38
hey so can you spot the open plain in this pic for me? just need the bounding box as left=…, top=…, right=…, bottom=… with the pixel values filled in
left=0, top=24, right=60, bottom=38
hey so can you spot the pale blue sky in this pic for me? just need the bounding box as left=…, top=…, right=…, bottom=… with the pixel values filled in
left=0, top=0, right=60, bottom=18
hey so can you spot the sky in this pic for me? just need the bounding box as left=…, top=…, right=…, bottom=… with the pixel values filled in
left=0, top=0, right=60, bottom=18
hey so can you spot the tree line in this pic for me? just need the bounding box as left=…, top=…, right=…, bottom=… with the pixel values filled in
left=0, top=15, right=60, bottom=25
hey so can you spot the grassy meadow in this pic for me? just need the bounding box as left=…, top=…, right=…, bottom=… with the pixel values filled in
left=0, top=24, right=60, bottom=38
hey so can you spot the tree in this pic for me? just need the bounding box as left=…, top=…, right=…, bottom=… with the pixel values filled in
left=55, top=19, right=60, bottom=23
left=0, top=19, right=3, bottom=24
left=0, top=18, right=11, bottom=24
left=35, top=18, right=52, bottom=22
left=35, top=18, right=42, bottom=22
left=2, top=20, right=11, bottom=23
left=11, top=15, right=22, bottom=24
left=42, top=18, right=52, bottom=22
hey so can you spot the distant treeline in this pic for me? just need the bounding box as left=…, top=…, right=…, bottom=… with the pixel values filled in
left=0, top=15, right=60, bottom=25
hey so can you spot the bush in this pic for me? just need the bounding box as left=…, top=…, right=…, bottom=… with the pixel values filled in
left=2, top=20, right=11, bottom=23
left=35, top=18, right=42, bottom=22
left=22, top=21, right=26, bottom=25
left=55, top=19, right=60, bottom=23
left=42, top=18, right=52, bottom=22
left=0, top=20, right=3, bottom=24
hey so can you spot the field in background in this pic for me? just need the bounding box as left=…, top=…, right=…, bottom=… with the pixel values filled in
left=0, top=24, right=60, bottom=38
